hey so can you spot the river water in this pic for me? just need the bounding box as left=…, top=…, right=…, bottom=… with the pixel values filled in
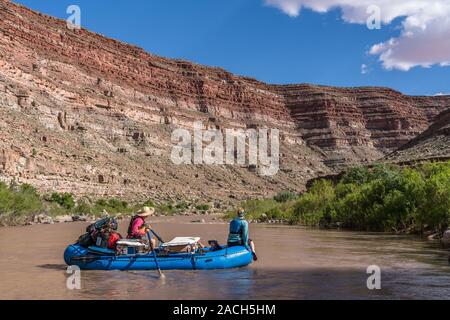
left=1, top=215, right=450, bottom=300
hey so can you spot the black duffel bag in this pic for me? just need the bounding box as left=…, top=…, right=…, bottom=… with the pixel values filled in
left=77, top=232, right=94, bottom=248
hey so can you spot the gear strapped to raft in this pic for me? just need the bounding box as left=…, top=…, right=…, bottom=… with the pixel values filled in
left=77, top=217, right=119, bottom=248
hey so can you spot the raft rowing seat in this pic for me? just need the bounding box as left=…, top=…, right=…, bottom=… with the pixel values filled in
left=161, top=237, right=201, bottom=253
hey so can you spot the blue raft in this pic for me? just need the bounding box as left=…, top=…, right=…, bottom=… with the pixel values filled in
left=64, top=244, right=253, bottom=271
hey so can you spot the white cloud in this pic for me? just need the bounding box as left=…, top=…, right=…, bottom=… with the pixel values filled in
left=264, top=0, right=450, bottom=71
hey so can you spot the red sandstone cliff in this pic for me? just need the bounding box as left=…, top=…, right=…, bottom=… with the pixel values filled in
left=385, top=108, right=450, bottom=164
left=276, top=85, right=449, bottom=167
left=0, top=0, right=448, bottom=202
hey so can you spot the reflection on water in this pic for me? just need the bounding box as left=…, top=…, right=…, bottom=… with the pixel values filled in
left=1, top=216, right=450, bottom=299
left=66, top=267, right=450, bottom=300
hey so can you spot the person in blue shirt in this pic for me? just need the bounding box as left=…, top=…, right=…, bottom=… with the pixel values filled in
left=227, top=208, right=258, bottom=261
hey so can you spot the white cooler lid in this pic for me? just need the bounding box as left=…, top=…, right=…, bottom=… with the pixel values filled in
left=161, top=237, right=201, bottom=247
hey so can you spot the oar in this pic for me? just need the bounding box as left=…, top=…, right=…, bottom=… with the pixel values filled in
left=147, top=232, right=165, bottom=279
left=150, top=229, right=164, bottom=244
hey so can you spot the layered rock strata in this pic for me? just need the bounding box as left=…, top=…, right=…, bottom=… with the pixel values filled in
left=0, top=0, right=448, bottom=201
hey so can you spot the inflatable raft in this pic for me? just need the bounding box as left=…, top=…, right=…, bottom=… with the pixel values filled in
left=64, top=243, right=253, bottom=271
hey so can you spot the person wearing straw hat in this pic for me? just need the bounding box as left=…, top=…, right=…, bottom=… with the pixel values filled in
left=127, top=206, right=156, bottom=247
left=227, top=208, right=258, bottom=261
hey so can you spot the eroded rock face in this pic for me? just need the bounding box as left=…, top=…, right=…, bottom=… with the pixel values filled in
left=276, top=85, right=450, bottom=167
left=385, top=108, right=450, bottom=164
left=0, top=0, right=448, bottom=201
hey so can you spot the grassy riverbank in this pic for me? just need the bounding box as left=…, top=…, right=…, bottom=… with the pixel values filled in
left=228, top=161, right=450, bottom=234
left=0, top=181, right=211, bottom=226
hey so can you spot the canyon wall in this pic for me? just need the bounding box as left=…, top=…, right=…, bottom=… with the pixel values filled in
left=0, top=0, right=448, bottom=202
left=277, top=85, right=449, bottom=167
left=385, top=108, right=450, bottom=164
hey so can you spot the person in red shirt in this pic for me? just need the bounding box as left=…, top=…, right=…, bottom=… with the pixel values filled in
left=127, top=206, right=156, bottom=247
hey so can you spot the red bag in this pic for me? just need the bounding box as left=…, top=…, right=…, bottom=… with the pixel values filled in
left=107, top=232, right=122, bottom=250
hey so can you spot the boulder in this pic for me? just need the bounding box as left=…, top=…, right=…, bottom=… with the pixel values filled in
left=259, top=213, right=268, bottom=222
left=72, top=215, right=88, bottom=222
left=33, top=214, right=54, bottom=225
left=54, top=215, right=73, bottom=223
left=442, top=229, right=450, bottom=244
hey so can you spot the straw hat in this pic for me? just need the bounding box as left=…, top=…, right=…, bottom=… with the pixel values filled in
left=137, top=206, right=155, bottom=217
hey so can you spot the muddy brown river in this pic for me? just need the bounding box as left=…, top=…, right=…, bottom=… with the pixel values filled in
left=1, top=215, right=450, bottom=300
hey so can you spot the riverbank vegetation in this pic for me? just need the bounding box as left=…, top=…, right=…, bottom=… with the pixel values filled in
left=0, top=181, right=211, bottom=225
left=229, top=161, right=450, bottom=234
left=1, top=161, right=449, bottom=232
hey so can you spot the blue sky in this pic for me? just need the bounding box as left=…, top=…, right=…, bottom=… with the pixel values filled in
left=13, top=0, right=450, bottom=96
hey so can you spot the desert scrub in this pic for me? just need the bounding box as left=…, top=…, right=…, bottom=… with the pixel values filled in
left=274, top=191, right=298, bottom=203
left=91, top=198, right=134, bottom=216
left=195, top=204, right=210, bottom=212
left=175, top=201, right=189, bottom=211
left=154, top=201, right=191, bottom=216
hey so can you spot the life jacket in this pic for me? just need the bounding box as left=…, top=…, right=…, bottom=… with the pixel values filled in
left=228, top=218, right=245, bottom=244
left=107, top=232, right=122, bottom=250
left=127, top=216, right=145, bottom=238
left=229, top=218, right=244, bottom=233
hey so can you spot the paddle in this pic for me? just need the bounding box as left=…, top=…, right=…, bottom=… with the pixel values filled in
left=147, top=231, right=165, bottom=279
left=150, top=229, right=164, bottom=244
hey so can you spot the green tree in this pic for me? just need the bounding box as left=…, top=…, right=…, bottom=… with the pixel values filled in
left=50, top=192, right=75, bottom=210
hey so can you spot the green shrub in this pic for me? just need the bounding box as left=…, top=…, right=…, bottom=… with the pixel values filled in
left=274, top=191, right=297, bottom=203
left=74, top=200, right=93, bottom=215
left=195, top=204, right=210, bottom=211
left=291, top=180, right=335, bottom=225
left=50, top=192, right=75, bottom=210
left=92, top=198, right=131, bottom=215
left=0, top=182, right=43, bottom=217
left=225, top=161, right=450, bottom=234
left=175, top=201, right=189, bottom=211
left=157, top=202, right=176, bottom=215
left=141, top=200, right=155, bottom=208
left=265, top=207, right=284, bottom=220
